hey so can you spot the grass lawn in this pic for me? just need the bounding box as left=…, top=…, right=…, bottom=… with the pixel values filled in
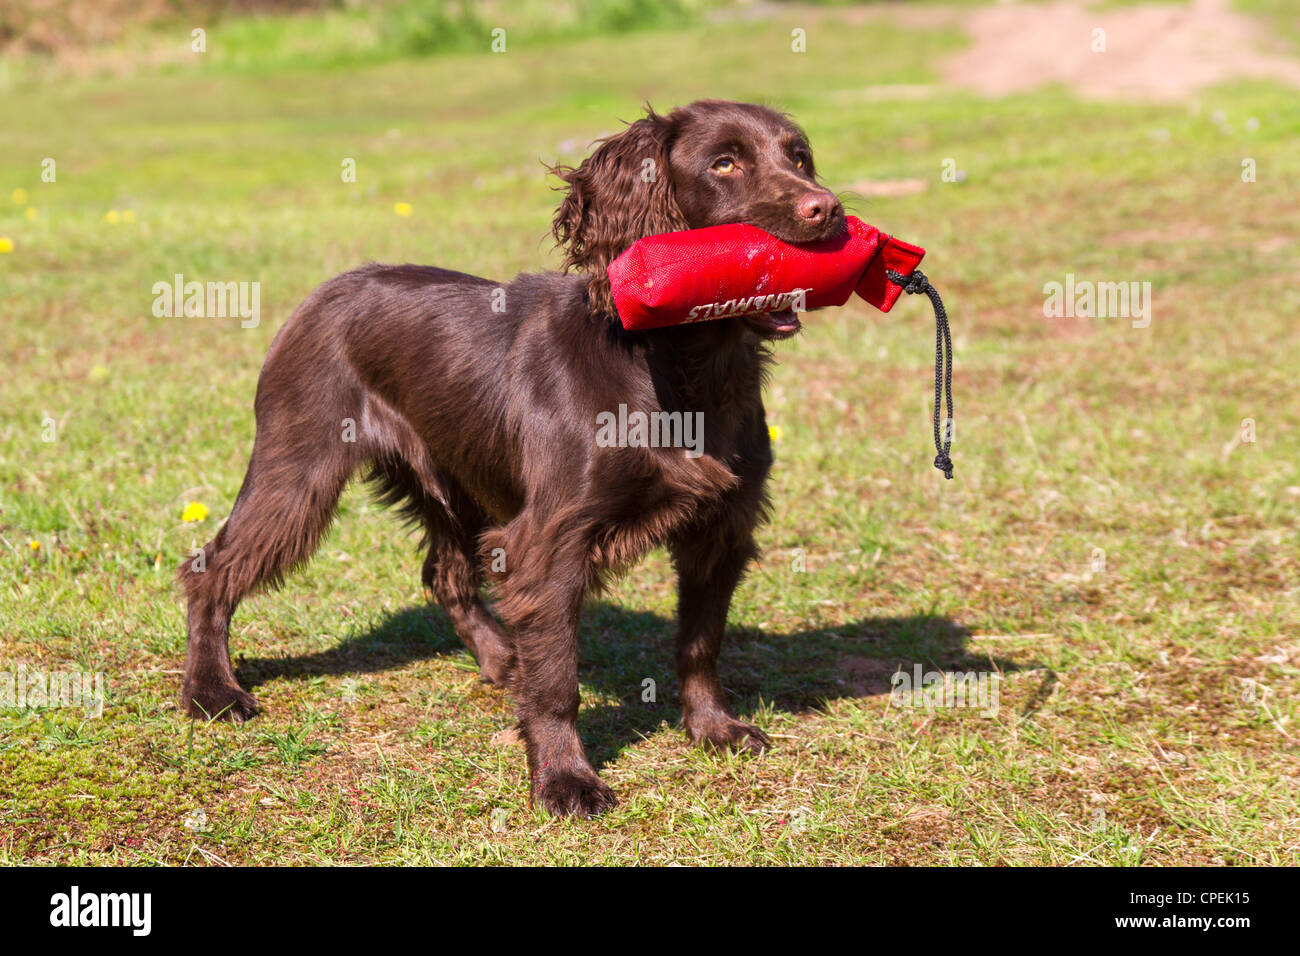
left=1, top=5, right=1297, bottom=864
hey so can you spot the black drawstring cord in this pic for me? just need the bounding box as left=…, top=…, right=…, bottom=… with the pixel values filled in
left=886, top=268, right=954, bottom=479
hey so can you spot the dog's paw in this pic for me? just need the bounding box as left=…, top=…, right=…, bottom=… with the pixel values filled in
left=182, top=680, right=260, bottom=723
left=533, top=769, right=617, bottom=819
left=687, top=717, right=771, bottom=755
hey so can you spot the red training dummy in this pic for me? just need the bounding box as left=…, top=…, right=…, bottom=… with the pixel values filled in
left=606, top=215, right=925, bottom=332
left=607, top=215, right=955, bottom=482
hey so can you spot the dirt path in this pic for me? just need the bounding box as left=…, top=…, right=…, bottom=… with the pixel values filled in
left=943, top=0, right=1300, bottom=101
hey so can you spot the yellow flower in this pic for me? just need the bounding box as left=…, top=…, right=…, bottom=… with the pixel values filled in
left=11, top=188, right=27, bottom=205
left=28, top=539, right=40, bottom=551
left=25, top=207, right=37, bottom=220
left=768, top=424, right=783, bottom=442
left=181, top=501, right=209, bottom=522
left=0, top=237, right=12, bottom=254
left=104, top=209, right=120, bottom=224
left=393, top=202, right=413, bottom=217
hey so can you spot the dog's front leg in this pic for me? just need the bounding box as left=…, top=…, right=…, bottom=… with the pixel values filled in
left=671, top=523, right=771, bottom=754
left=513, top=584, right=616, bottom=817
left=487, top=519, right=616, bottom=818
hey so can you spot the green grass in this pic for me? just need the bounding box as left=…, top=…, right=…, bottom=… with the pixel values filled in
left=0, top=0, right=717, bottom=77
left=1, top=4, right=1298, bottom=865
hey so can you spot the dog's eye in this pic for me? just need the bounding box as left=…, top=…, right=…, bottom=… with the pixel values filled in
left=795, top=157, right=805, bottom=169
left=711, top=157, right=737, bottom=174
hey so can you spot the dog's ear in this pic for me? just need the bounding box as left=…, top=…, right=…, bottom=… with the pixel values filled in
left=551, top=107, right=688, bottom=319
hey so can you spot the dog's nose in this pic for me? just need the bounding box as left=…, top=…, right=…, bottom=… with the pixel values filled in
left=797, top=192, right=840, bottom=224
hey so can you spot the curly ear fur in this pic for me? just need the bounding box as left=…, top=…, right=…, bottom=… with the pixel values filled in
left=551, top=107, right=688, bottom=319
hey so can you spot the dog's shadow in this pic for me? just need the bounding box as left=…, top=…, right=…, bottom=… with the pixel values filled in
left=236, top=600, right=1025, bottom=771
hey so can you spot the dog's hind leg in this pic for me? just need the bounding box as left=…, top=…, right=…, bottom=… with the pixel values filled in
left=177, top=392, right=362, bottom=722
left=368, top=457, right=514, bottom=685
left=421, top=501, right=514, bottom=687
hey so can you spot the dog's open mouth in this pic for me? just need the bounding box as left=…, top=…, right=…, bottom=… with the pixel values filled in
left=742, top=309, right=802, bottom=339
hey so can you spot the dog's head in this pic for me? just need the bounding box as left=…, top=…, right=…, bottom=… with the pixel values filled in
left=551, top=99, right=844, bottom=338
